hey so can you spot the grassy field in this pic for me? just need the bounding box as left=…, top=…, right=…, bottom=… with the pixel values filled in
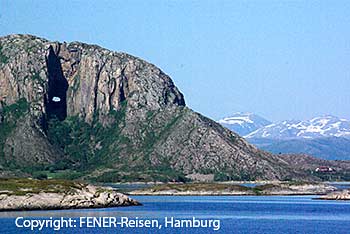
left=0, top=178, right=85, bottom=196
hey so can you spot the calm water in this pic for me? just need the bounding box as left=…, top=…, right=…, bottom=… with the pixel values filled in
left=328, top=182, right=350, bottom=190
left=1, top=196, right=350, bottom=233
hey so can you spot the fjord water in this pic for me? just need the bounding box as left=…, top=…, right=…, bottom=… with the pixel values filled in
left=1, top=196, right=350, bottom=234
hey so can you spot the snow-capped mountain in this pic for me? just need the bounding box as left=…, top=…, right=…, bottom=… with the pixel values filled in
left=245, top=115, right=350, bottom=139
left=218, top=113, right=350, bottom=160
left=218, top=112, right=271, bottom=136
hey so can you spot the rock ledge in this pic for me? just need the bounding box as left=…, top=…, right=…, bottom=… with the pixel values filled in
left=0, top=178, right=140, bottom=211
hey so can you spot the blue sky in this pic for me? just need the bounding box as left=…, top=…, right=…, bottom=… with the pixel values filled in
left=1, top=0, right=350, bottom=121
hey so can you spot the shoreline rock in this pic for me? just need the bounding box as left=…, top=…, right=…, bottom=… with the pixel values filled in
left=318, top=190, right=350, bottom=200
left=0, top=179, right=140, bottom=211
left=129, top=182, right=337, bottom=196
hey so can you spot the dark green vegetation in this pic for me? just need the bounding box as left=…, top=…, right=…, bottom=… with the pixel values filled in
left=0, top=98, right=29, bottom=163
left=213, top=171, right=256, bottom=181
left=0, top=99, right=348, bottom=184
left=0, top=178, right=84, bottom=196
left=42, top=103, right=188, bottom=183
left=0, top=45, right=9, bottom=64
left=0, top=99, right=346, bottom=183
left=0, top=99, right=204, bottom=183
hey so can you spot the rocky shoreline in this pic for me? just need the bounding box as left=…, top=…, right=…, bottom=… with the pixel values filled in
left=318, top=189, right=350, bottom=200
left=0, top=178, right=140, bottom=211
left=1, top=178, right=347, bottom=211
left=128, top=182, right=337, bottom=196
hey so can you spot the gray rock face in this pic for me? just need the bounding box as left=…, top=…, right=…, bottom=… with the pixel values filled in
left=3, top=117, right=61, bottom=166
left=0, top=34, right=184, bottom=123
left=0, top=184, right=140, bottom=211
left=0, top=34, right=312, bottom=181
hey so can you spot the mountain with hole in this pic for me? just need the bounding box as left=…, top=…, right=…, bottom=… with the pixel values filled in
left=0, top=34, right=331, bottom=182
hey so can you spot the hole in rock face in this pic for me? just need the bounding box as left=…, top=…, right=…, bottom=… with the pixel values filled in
left=45, top=46, right=68, bottom=121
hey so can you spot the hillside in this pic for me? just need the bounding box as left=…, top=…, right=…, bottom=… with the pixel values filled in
left=249, top=137, right=350, bottom=160
left=0, top=34, right=312, bottom=182
left=278, top=154, right=350, bottom=181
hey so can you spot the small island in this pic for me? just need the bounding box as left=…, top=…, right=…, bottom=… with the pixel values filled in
left=318, top=189, right=350, bottom=200
left=128, top=182, right=337, bottom=196
left=0, top=178, right=140, bottom=211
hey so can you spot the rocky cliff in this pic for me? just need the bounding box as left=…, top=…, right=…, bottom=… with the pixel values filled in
left=0, top=34, right=310, bottom=182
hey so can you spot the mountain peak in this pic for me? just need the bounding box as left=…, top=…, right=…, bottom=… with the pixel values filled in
left=218, top=113, right=271, bottom=136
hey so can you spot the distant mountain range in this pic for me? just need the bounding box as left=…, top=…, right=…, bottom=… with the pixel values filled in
left=246, top=115, right=350, bottom=139
left=218, top=113, right=350, bottom=160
